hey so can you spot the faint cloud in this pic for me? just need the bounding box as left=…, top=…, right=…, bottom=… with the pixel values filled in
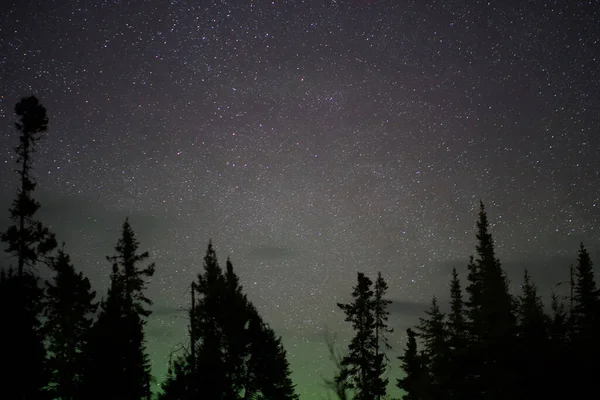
left=387, top=299, right=429, bottom=317
left=248, top=245, right=297, bottom=261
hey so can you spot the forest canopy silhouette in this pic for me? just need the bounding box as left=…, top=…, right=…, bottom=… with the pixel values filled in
left=1, top=97, right=599, bottom=400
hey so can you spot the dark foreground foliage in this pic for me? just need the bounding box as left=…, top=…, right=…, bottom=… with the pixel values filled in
left=2, top=96, right=598, bottom=400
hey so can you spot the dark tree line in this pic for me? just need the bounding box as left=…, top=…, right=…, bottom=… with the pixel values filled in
left=0, top=97, right=299, bottom=400
left=333, top=202, right=600, bottom=400
left=396, top=202, right=600, bottom=400
left=158, top=242, right=298, bottom=400
left=4, top=96, right=598, bottom=400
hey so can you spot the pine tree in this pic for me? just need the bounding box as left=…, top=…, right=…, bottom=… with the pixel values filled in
left=2, top=96, right=57, bottom=277
left=193, top=240, right=228, bottom=398
left=160, top=242, right=298, bottom=400
left=337, top=272, right=376, bottom=400
left=572, top=243, right=598, bottom=338
left=516, top=269, right=548, bottom=341
left=445, top=268, right=469, bottom=400
left=82, top=218, right=155, bottom=399
left=416, top=297, right=448, bottom=399
left=44, top=245, right=98, bottom=400
left=222, top=257, right=252, bottom=397
left=447, top=268, right=466, bottom=347
left=246, top=310, right=299, bottom=400
left=464, top=255, right=481, bottom=340
left=372, top=272, right=393, bottom=400
left=515, top=269, right=549, bottom=399
left=463, top=202, right=515, bottom=399
left=0, top=96, right=57, bottom=398
left=397, top=328, right=425, bottom=400
left=571, top=243, right=599, bottom=398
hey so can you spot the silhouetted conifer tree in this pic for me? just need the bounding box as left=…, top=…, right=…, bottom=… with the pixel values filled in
left=160, top=242, right=298, bottom=400
left=2, top=96, right=57, bottom=277
left=246, top=309, right=299, bottom=400
left=515, top=269, right=549, bottom=399
left=82, top=218, right=154, bottom=399
left=0, top=96, right=57, bottom=398
left=447, top=268, right=466, bottom=346
left=446, top=268, right=469, bottom=400
left=572, top=243, right=598, bottom=338
left=336, top=272, right=377, bottom=400
left=463, top=202, right=515, bottom=399
left=44, top=245, right=98, bottom=400
left=397, top=328, right=425, bottom=400
left=372, top=272, right=393, bottom=400
left=193, top=241, right=228, bottom=398
left=571, top=243, right=599, bottom=398
left=222, top=257, right=252, bottom=397
left=416, top=297, right=449, bottom=399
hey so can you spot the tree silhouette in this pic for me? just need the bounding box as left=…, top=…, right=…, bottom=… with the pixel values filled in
left=82, top=218, right=154, bottom=399
left=416, top=297, right=449, bottom=400
left=372, top=272, right=393, bottom=400
left=160, top=242, right=298, bottom=400
left=44, top=245, right=98, bottom=399
left=397, top=328, right=425, bottom=400
left=336, top=272, right=376, bottom=400
left=445, top=268, right=469, bottom=400
left=463, top=202, right=515, bottom=399
left=572, top=243, right=598, bottom=337
left=0, top=96, right=57, bottom=398
left=193, top=240, right=228, bottom=398
left=570, top=243, right=599, bottom=398
left=246, top=308, right=299, bottom=400
left=2, top=96, right=57, bottom=277
left=514, top=269, right=550, bottom=399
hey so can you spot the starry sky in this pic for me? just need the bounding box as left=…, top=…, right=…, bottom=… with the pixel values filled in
left=1, top=0, right=599, bottom=398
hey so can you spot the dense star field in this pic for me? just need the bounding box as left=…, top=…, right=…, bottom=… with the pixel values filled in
left=1, top=0, right=599, bottom=397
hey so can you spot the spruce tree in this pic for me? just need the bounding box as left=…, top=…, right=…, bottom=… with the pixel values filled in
left=82, top=218, right=155, bottom=399
left=336, top=272, right=376, bottom=400
left=2, top=96, right=57, bottom=277
left=44, top=245, right=98, bottom=400
left=160, top=242, right=298, bottom=400
left=463, top=202, right=515, bottom=399
left=447, top=268, right=466, bottom=347
left=446, top=268, right=469, bottom=400
left=397, top=328, right=425, bottom=400
left=516, top=269, right=548, bottom=342
left=194, top=240, right=228, bottom=398
left=416, top=297, right=448, bottom=399
left=222, top=257, right=252, bottom=397
left=572, top=243, right=598, bottom=338
left=515, top=269, right=549, bottom=399
left=372, top=272, right=393, bottom=400
left=0, top=96, right=57, bottom=397
left=571, top=243, right=599, bottom=398
left=246, top=310, right=299, bottom=400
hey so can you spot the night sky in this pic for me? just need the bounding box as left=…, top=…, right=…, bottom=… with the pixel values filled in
left=1, top=0, right=599, bottom=398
